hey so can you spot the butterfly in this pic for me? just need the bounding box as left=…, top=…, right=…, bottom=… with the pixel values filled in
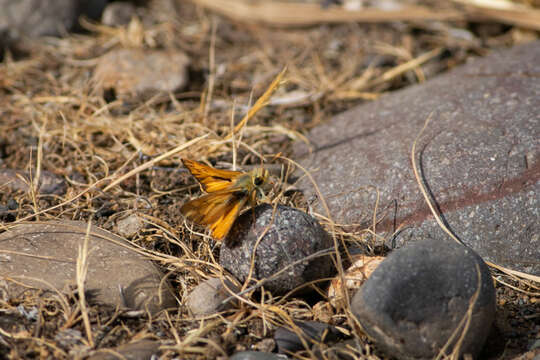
left=180, top=159, right=271, bottom=240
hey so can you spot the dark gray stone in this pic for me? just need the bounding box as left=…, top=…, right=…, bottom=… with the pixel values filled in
left=0, top=198, right=18, bottom=222
left=220, top=204, right=334, bottom=295
left=87, top=340, right=160, bottom=360
left=274, top=321, right=341, bottom=354
left=229, top=351, right=287, bottom=360
left=0, top=220, right=176, bottom=314
left=101, top=2, right=138, bottom=27
left=295, top=41, right=540, bottom=275
left=0, top=0, right=106, bottom=39
left=351, top=238, right=496, bottom=359
left=0, top=0, right=78, bottom=39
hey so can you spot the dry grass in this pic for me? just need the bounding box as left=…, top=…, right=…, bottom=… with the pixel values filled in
left=0, top=1, right=538, bottom=359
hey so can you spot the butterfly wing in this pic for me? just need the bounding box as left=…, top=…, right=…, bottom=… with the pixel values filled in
left=209, top=196, right=246, bottom=240
left=181, top=189, right=247, bottom=240
left=182, top=159, right=242, bottom=193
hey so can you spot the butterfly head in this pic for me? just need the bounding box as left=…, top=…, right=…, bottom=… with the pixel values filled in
left=249, top=167, right=271, bottom=199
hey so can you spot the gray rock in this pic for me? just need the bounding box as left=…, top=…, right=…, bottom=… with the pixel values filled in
left=54, top=328, right=84, bottom=350
left=528, top=339, right=540, bottom=351
left=87, top=340, right=160, bottom=360
left=274, top=321, right=341, bottom=354
left=93, top=48, right=190, bottom=100
left=295, top=41, right=540, bottom=275
left=351, top=238, right=496, bottom=359
left=116, top=214, right=144, bottom=238
left=253, top=338, right=276, bottom=353
left=101, top=2, right=138, bottom=27
left=0, top=0, right=106, bottom=39
left=0, top=198, right=18, bottom=222
left=0, top=220, right=176, bottom=314
left=220, top=204, right=334, bottom=295
left=229, top=351, right=287, bottom=360
left=0, top=169, right=66, bottom=195
left=185, top=277, right=239, bottom=317
left=0, top=0, right=78, bottom=39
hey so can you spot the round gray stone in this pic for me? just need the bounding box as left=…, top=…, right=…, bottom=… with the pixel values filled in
left=220, top=204, right=334, bottom=295
left=351, top=238, right=496, bottom=359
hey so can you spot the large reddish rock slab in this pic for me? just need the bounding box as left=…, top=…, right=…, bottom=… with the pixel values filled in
left=295, top=41, right=539, bottom=275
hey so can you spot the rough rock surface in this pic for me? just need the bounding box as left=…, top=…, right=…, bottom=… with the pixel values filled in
left=0, top=220, right=176, bottom=314
left=220, top=204, right=334, bottom=294
left=351, top=238, right=496, bottom=359
left=295, top=41, right=540, bottom=275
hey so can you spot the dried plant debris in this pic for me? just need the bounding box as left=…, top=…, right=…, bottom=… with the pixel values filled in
left=0, top=0, right=538, bottom=359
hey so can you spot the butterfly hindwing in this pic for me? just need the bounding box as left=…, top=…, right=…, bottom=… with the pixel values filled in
left=209, top=196, right=247, bottom=239
left=181, top=189, right=247, bottom=239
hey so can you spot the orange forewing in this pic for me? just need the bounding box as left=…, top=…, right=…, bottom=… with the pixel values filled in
left=181, top=159, right=242, bottom=193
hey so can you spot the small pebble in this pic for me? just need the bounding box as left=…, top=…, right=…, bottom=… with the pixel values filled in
left=186, top=277, right=239, bottom=317
left=116, top=214, right=144, bottom=238
left=274, top=321, right=341, bottom=354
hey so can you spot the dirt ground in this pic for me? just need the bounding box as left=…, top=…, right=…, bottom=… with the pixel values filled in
left=0, top=0, right=538, bottom=359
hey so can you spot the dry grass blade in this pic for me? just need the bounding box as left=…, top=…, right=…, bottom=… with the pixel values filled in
left=76, top=220, right=94, bottom=347
left=486, top=261, right=540, bottom=284
left=411, top=113, right=462, bottom=246
left=0, top=327, right=67, bottom=356
left=190, top=0, right=464, bottom=26
left=102, top=134, right=209, bottom=192
left=454, top=0, right=540, bottom=31
left=435, top=264, right=482, bottom=360
left=225, top=67, right=287, bottom=140
left=366, top=48, right=443, bottom=88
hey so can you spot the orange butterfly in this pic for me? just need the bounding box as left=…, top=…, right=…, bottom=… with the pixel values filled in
left=181, top=159, right=270, bottom=240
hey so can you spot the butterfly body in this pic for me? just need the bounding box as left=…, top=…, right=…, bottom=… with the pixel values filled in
left=181, top=159, right=270, bottom=240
